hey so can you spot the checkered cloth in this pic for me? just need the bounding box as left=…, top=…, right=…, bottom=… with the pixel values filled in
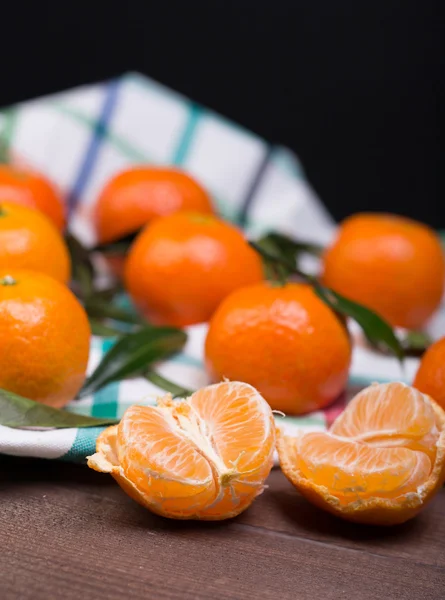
left=0, top=72, right=443, bottom=461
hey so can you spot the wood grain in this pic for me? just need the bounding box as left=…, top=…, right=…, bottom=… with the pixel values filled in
left=1, top=457, right=444, bottom=600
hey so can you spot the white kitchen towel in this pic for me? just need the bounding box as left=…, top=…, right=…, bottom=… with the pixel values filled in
left=0, top=72, right=443, bottom=461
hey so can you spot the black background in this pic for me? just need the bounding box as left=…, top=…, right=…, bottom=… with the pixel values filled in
left=1, top=1, right=444, bottom=225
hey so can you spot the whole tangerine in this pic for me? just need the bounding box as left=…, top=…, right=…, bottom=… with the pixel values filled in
left=413, top=336, right=445, bottom=410
left=322, top=213, right=445, bottom=329
left=0, top=269, right=91, bottom=407
left=124, top=212, right=264, bottom=327
left=94, top=167, right=214, bottom=244
left=205, top=282, right=352, bottom=414
left=0, top=164, right=65, bottom=230
left=0, top=202, right=71, bottom=283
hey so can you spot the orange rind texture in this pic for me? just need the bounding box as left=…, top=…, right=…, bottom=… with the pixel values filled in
left=277, top=382, right=445, bottom=525
left=88, top=382, right=276, bottom=520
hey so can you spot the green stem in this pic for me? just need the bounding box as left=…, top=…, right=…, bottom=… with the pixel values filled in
left=249, top=241, right=317, bottom=285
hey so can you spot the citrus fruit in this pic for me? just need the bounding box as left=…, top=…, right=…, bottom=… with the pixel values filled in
left=0, top=164, right=65, bottom=230
left=322, top=213, right=445, bottom=329
left=414, top=336, right=445, bottom=410
left=205, top=282, right=351, bottom=414
left=277, top=382, right=445, bottom=525
left=0, top=269, right=91, bottom=407
left=88, top=381, right=276, bottom=520
left=125, top=212, right=264, bottom=327
left=94, top=167, right=214, bottom=244
left=0, top=202, right=71, bottom=283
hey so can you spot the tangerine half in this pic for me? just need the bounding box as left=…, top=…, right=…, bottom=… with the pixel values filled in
left=88, top=382, right=276, bottom=520
left=278, top=382, right=445, bottom=525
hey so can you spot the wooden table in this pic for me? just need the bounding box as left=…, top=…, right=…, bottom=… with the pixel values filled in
left=1, top=455, right=444, bottom=599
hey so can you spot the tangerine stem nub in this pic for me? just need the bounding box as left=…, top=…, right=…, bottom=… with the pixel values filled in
left=220, top=470, right=239, bottom=487
left=0, top=275, right=17, bottom=286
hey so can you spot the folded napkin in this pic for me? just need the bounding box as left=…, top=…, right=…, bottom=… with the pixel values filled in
left=0, top=72, right=443, bottom=461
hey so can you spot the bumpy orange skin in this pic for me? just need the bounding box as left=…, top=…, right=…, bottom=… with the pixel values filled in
left=322, top=213, right=445, bottom=329
left=94, top=167, right=215, bottom=244
left=125, top=212, right=264, bottom=327
left=0, top=165, right=65, bottom=230
left=0, top=269, right=91, bottom=407
left=414, top=337, right=445, bottom=410
left=0, top=202, right=71, bottom=283
left=205, top=282, right=352, bottom=414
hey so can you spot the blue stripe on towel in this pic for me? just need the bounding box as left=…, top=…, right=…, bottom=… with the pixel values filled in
left=67, top=79, right=121, bottom=216
left=172, top=102, right=201, bottom=166
left=237, top=145, right=274, bottom=228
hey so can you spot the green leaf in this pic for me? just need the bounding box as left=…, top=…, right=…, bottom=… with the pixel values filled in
left=255, top=233, right=324, bottom=284
left=314, top=285, right=404, bottom=362
left=79, top=326, right=187, bottom=398
left=84, top=297, right=145, bottom=326
left=253, top=237, right=291, bottom=284
left=250, top=239, right=404, bottom=362
left=145, top=370, right=195, bottom=398
left=0, top=388, right=118, bottom=429
left=91, top=229, right=141, bottom=256
left=89, top=319, right=122, bottom=337
left=0, top=138, right=10, bottom=164
left=367, top=329, right=432, bottom=358
left=261, top=232, right=324, bottom=259
left=65, top=233, right=95, bottom=300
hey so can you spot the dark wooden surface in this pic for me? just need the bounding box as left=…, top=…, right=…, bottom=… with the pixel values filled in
left=1, top=456, right=444, bottom=600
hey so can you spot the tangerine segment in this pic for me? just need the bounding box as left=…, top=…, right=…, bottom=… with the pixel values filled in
left=292, top=432, right=431, bottom=505
left=88, top=382, right=275, bottom=520
left=118, top=405, right=218, bottom=509
left=190, top=381, right=275, bottom=473
left=330, top=382, right=441, bottom=461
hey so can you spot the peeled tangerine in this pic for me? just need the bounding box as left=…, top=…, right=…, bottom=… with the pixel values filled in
left=277, top=382, right=445, bottom=525
left=88, top=382, right=275, bottom=519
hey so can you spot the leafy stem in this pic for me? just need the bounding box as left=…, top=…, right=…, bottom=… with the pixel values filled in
left=249, top=240, right=404, bottom=362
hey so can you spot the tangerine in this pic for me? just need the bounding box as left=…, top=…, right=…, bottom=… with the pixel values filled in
left=0, top=202, right=70, bottom=283
left=322, top=213, right=445, bottom=329
left=413, top=336, right=445, bottom=410
left=88, top=381, right=276, bottom=520
left=205, top=282, right=351, bottom=414
left=277, top=382, right=445, bottom=525
left=0, top=164, right=65, bottom=230
left=0, top=269, right=91, bottom=407
left=94, top=167, right=214, bottom=244
left=125, top=212, right=264, bottom=327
